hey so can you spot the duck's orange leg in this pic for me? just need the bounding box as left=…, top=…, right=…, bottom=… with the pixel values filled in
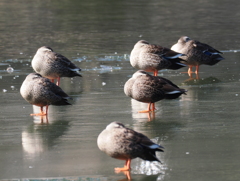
left=195, top=65, right=199, bottom=74
left=45, top=105, right=49, bottom=115
left=151, top=103, right=156, bottom=111
left=153, top=70, right=158, bottom=76
left=51, top=78, right=60, bottom=86
left=30, top=106, right=47, bottom=116
left=56, top=77, right=61, bottom=86
left=139, top=103, right=153, bottom=113
left=187, top=66, right=193, bottom=76
left=115, top=159, right=131, bottom=171
left=139, top=103, right=156, bottom=113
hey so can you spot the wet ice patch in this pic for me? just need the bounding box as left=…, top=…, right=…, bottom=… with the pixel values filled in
left=98, top=54, right=129, bottom=61
left=73, top=54, right=130, bottom=64
left=132, top=160, right=166, bottom=175
left=3, top=59, right=31, bottom=63
left=73, top=56, right=88, bottom=62
left=0, top=63, right=9, bottom=66
left=221, top=49, right=240, bottom=53
left=91, top=65, right=122, bottom=73
left=132, top=137, right=166, bottom=176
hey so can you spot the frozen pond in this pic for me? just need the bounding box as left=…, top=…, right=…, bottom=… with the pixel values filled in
left=1, top=0, right=240, bottom=181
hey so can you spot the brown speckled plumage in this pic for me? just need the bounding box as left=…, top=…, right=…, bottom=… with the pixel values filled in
left=31, top=46, right=81, bottom=85
left=20, top=73, right=71, bottom=115
left=97, top=122, right=164, bottom=170
left=130, top=40, right=186, bottom=76
left=171, top=36, right=224, bottom=75
left=124, top=70, right=186, bottom=112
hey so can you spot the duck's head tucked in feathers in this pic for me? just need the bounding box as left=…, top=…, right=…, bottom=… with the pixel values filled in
left=97, top=121, right=164, bottom=171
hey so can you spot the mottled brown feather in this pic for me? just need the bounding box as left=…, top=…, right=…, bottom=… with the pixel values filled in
left=97, top=122, right=164, bottom=162
left=124, top=70, right=186, bottom=104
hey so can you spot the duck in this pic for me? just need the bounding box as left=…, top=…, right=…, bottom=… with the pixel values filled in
left=20, top=73, right=71, bottom=116
left=31, top=46, right=81, bottom=86
left=97, top=122, right=164, bottom=172
left=171, top=36, right=224, bottom=75
left=124, top=70, right=186, bottom=113
left=130, top=40, right=186, bottom=76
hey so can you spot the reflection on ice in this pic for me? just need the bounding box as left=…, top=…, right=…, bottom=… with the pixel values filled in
left=182, top=76, right=221, bottom=86
left=22, top=130, right=45, bottom=156
left=132, top=137, right=167, bottom=180
left=132, top=160, right=166, bottom=177
left=131, top=99, right=148, bottom=113
left=22, top=116, right=70, bottom=158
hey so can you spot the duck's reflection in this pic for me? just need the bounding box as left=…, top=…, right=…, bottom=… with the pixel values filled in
left=115, top=162, right=165, bottom=181
left=22, top=130, right=45, bottom=156
left=179, top=76, right=222, bottom=116
left=182, top=76, right=221, bottom=86
left=135, top=174, right=163, bottom=181
left=115, top=170, right=131, bottom=180
left=22, top=118, right=70, bottom=157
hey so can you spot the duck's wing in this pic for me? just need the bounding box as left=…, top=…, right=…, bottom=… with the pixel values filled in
left=45, top=51, right=81, bottom=70
left=124, top=128, right=164, bottom=161
left=132, top=74, right=166, bottom=102
left=55, top=52, right=81, bottom=70
left=141, top=44, right=186, bottom=70
left=44, top=51, right=82, bottom=77
left=156, top=76, right=187, bottom=99
left=156, top=76, right=181, bottom=90
left=193, top=40, right=223, bottom=55
left=138, top=44, right=166, bottom=67
left=125, top=128, right=164, bottom=151
left=38, top=78, right=71, bottom=105
left=146, top=44, right=184, bottom=59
